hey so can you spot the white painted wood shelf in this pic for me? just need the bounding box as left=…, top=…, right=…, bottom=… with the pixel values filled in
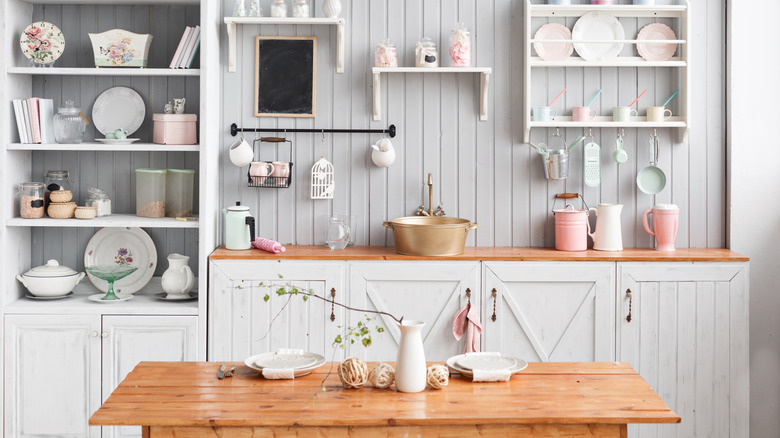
left=528, top=4, right=687, bottom=18
left=530, top=57, right=686, bottom=68
left=372, top=67, right=492, bottom=122
left=224, top=17, right=344, bottom=73
left=7, top=142, right=200, bottom=152
left=22, top=0, right=198, bottom=4
left=529, top=116, right=687, bottom=129
left=6, top=214, right=199, bottom=228
left=6, top=67, right=200, bottom=76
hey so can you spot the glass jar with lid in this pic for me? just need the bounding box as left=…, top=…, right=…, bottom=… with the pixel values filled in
left=375, top=38, right=398, bottom=67
left=18, top=182, right=46, bottom=219
left=53, top=100, right=86, bottom=144
left=44, top=170, right=72, bottom=209
left=415, top=37, right=439, bottom=68
left=449, top=22, right=472, bottom=67
left=271, top=0, right=288, bottom=17
left=292, top=0, right=310, bottom=17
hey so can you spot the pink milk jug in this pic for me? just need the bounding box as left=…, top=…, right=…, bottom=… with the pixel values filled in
left=553, top=194, right=590, bottom=251
left=642, top=204, right=679, bottom=251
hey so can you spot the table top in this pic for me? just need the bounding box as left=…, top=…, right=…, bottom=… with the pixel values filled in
left=90, top=361, right=680, bottom=428
left=210, top=245, right=748, bottom=262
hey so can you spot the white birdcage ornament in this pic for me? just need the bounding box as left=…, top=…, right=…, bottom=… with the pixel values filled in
left=311, top=133, right=334, bottom=199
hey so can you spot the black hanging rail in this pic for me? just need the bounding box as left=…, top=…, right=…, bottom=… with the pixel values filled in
left=230, top=123, right=396, bottom=138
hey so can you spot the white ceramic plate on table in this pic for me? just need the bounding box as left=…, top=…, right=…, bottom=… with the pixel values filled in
left=533, top=23, right=574, bottom=61
left=572, top=12, right=625, bottom=61
left=95, top=138, right=140, bottom=145
left=84, top=227, right=156, bottom=295
left=446, top=353, right=528, bottom=378
left=637, top=23, right=677, bottom=62
left=92, top=87, right=145, bottom=136
left=244, top=352, right=326, bottom=377
left=456, top=354, right=517, bottom=371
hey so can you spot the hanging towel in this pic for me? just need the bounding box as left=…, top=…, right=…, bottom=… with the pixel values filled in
left=252, top=237, right=286, bottom=254
left=452, top=301, right=482, bottom=353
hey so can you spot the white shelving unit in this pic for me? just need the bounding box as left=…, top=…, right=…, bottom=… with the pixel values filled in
left=224, top=16, right=345, bottom=73
left=523, top=1, right=691, bottom=143
left=372, top=67, right=492, bottom=122
left=6, top=214, right=199, bottom=228
left=8, top=142, right=200, bottom=151
left=7, top=67, right=200, bottom=76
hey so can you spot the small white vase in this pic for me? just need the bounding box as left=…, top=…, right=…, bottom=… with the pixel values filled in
left=161, top=253, right=195, bottom=296
left=395, top=320, right=426, bottom=393
left=322, top=0, right=341, bottom=18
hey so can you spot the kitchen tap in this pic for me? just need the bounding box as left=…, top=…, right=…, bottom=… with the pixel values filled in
left=416, top=173, right=445, bottom=217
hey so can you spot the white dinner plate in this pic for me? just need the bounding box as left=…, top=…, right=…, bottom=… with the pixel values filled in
left=572, top=12, right=625, bottom=61
left=446, top=353, right=528, bottom=378
left=88, top=293, right=134, bottom=303
left=533, top=23, right=573, bottom=61
left=25, top=292, right=73, bottom=300
left=456, top=354, right=517, bottom=371
left=92, top=87, right=145, bottom=136
left=95, top=138, right=140, bottom=145
left=155, top=292, right=198, bottom=301
left=244, top=352, right=326, bottom=378
left=636, top=23, right=677, bottom=62
left=84, top=227, right=157, bottom=295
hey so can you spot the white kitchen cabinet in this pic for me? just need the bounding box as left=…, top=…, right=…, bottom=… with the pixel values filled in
left=208, top=260, right=345, bottom=361
left=617, top=262, right=749, bottom=438
left=4, top=314, right=198, bottom=438
left=483, top=262, right=615, bottom=362
left=347, top=261, right=480, bottom=362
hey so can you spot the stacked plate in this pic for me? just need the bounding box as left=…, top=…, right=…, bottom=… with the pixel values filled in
left=446, top=352, right=528, bottom=378
left=244, top=351, right=326, bottom=377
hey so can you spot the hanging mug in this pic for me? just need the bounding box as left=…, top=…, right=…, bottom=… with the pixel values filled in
left=371, top=138, right=396, bottom=167
left=229, top=138, right=254, bottom=167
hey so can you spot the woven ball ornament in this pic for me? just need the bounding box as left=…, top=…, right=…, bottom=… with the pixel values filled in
left=338, top=357, right=368, bottom=388
left=426, top=363, right=449, bottom=389
left=367, top=362, right=395, bottom=389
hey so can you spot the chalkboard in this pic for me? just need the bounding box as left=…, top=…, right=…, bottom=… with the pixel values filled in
left=254, top=36, right=317, bottom=118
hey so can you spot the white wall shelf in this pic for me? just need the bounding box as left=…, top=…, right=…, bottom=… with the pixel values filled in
left=528, top=4, right=687, bottom=18
left=530, top=57, right=686, bottom=68
left=7, top=142, right=200, bottom=152
left=7, top=67, right=200, bottom=77
left=372, top=67, right=492, bottom=122
left=529, top=116, right=686, bottom=129
left=224, top=17, right=344, bottom=73
left=6, top=214, right=199, bottom=228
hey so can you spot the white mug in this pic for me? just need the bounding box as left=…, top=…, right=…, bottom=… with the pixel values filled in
left=532, top=106, right=557, bottom=122
left=371, top=138, right=396, bottom=167
left=272, top=161, right=290, bottom=178
left=613, top=106, right=638, bottom=122
left=229, top=138, right=254, bottom=167
left=646, top=106, right=673, bottom=122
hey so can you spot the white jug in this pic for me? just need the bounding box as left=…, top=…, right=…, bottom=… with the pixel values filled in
left=161, top=253, right=195, bottom=296
left=588, top=203, right=623, bottom=251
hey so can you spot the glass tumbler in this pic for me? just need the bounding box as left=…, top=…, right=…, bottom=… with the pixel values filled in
left=135, top=169, right=167, bottom=218
left=165, top=169, right=195, bottom=218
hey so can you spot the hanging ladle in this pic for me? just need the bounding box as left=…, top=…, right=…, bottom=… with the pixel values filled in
left=636, top=132, right=666, bottom=194
left=613, top=129, right=627, bottom=164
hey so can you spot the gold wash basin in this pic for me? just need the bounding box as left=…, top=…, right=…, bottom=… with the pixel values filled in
left=383, top=216, right=478, bottom=256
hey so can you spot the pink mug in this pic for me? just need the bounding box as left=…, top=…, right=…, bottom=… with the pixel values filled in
left=642, top=204, right=679, bottom=251
left=572, top=106, right=597, bottom=122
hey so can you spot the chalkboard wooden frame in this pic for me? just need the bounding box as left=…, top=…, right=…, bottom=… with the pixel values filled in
left=254, top=36, right=317, bottom=118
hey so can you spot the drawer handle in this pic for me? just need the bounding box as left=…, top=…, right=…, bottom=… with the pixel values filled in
left=626, top=289, right=633, bottom=323
left=466, top=288, right=471, bottom=303
left=330, top=288, right=336, bottom=322
left=491, top=288, right=497, bottom=322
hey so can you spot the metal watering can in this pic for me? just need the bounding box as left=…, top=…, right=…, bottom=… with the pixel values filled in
left=529, top=134, right=585, bottom=180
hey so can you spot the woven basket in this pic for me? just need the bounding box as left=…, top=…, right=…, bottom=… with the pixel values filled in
left=49, top=190, right=73, bottom=203
left=74, top=206, right=96, bottom=220
left=48, top=202, right=76, bottom=219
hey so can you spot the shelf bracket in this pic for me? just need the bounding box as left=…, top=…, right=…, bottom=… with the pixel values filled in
left=336, top=19, right=345, bottom=74
left=373, top=72, right=381, bottom=121
left=480, top=71, right=490, bottom=122
left=227, top=21, right=237, bottom=73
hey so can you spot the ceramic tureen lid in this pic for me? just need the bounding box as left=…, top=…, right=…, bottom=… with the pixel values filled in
left=23, top=259, right=79, bottom=278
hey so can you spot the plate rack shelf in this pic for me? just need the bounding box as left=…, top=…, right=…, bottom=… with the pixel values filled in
left=523, top=0, right=691, bottom=143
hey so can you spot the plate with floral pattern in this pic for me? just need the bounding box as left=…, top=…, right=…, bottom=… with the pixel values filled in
left=20, top=21, right=65, bottom=65
left=84, top=227, right=156, bottom=294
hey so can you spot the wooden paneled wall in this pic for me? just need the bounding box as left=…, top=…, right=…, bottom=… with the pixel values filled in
left=222, top=0, right=725, bottom=249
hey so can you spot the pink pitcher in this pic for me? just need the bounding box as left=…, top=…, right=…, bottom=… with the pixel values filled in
left=642, top=204, right=679, bottom=251
left=553, top=194, right=591, bottom=251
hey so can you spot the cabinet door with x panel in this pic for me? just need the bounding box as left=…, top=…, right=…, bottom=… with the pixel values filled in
left=483, top=262, right=615, bottom=362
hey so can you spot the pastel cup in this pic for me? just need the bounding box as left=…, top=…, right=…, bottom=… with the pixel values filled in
left=229, top=138, right=254, bottom=167
left=591, top=0, right=613, bottom=4
left=532, top=106, right=557, bottom=122
left=646, top=106, right=673, bottom=122
left=572, top=106, right=597, bottom=122
left=249, top=161, right=274, bottom=177
left=613, top=106, right=638, bottom=122
left=633, top=0, right=655, bottom=4
left=643, top=204, right=679, bottom=252
left=548, top=0, right=571, bottom=4
left=272, top=161, right=290, bottom=178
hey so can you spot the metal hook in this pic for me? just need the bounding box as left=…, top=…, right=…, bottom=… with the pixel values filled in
left=554, top=127, right=561, bottom=137
left=588, top=128, right=593, bottom=138
left=321, top=130, right=325, bottom=142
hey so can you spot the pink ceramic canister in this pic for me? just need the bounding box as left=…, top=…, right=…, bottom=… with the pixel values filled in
left=554, top=204, right=591, bottom=251
left=642, top=204, right=679, bottom=251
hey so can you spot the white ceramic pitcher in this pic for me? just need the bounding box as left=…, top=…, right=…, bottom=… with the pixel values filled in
left=161, top=253, right=195, bottom=296
left=588, top=203, right=623, bottom=251
left=395, top=320, right=426, bottom=393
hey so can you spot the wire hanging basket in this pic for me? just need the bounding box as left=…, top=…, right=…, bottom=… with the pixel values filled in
left=247, top=137, right=293, bottom=188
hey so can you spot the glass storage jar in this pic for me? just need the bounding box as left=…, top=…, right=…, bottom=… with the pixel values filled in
left=135, top=169, right=167, bottom=218
left=86, top=186, right=112, bottom=217
left=375, top=38, right=398, bottom=67
left=53, top=101, right=86, bottom=144
left=44, top=170, right=71, bottom=209
left=248, top=0, right=262, bottom=16
left=271, top=0, right=288, bottom=17
left=415, top=37, right=439, bottom=67
left=293, top=0, right=310, bottom=17
left=449, top=22, right=472, bottom=67
left=18, top=182, right=46, bottom=219
left=165, top=169, right=195, bottom=218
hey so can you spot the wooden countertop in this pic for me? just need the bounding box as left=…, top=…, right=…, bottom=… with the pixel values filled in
left=90, top=361, right=680, bottom=431
left=211, top=245, right=748, bottom=262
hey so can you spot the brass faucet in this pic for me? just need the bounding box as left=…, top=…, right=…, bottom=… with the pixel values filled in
left=416, top=173, right=446, bottom=217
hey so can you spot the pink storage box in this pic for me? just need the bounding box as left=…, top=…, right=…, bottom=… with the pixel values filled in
left=152, top=114, right=198, bottom=145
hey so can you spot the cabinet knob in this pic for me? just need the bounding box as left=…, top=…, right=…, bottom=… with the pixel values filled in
left=101, top=331, right=109, bottom=338
left=625, top=289, right=633, bottom=323
left=91, top=331, right=99, bottom=338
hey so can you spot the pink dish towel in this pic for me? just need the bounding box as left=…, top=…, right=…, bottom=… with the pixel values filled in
left=452, top=301, right=482, bottom=353
left=252, top=237, right=286, bottom=254
left=261, top=368, right=295, bottom=380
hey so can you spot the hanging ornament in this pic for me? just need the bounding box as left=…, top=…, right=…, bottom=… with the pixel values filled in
left=311, top=132, right=334, bottom=199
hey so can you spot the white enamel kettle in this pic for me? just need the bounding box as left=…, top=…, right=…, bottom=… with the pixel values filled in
left=588, top=203, right=623, bottom=251
left=222, top=202, right=255, bottom=250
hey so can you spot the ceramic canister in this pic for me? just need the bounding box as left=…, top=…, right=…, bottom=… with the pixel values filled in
left=554, top=205, right=590, bottom=251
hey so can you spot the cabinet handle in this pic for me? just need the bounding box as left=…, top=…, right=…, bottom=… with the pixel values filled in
left=491, top=288, right=497, bottom=322
left=626, top=289, right=633, bottom=323
left=330, top=288, right=336, bottom=322
left=91, top=331, right=99, bottom=338
left=101, top=331, right=109, bottom=338
left=466, top=288, right=471, bottom=303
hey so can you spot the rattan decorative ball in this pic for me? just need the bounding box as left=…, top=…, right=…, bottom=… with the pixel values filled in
left=367, top=362, right=395, bottom=389
left=426, top=363, right=449, bottom=390
left=49, top=190, right=73, bottom=203
left=338, top=357, right=368, bottom=388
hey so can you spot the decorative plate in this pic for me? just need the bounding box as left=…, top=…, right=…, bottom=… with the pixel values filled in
left=636, top=23, right=677, bottom=62
left=25, top=292, right=73, bottom=300
left=92, top=87, right=145, bottom=136
left=155, top=292, right=198, bottom=301
left=244, top=352, right=326, bottom=378
left=572, top=12, right=625, bottom=61
left=88, top=293, right=134, bottom=303
left=446, top=353, right=528, bottom=378
left=95, top=138, right=140, bottom=145
left=533, top=23, right=573, bottom=61
left=20, top=21, right=65, bottom=65
left=84, top=227, right=157, bottom=295
left=253, top=352, right=318, bottom=370
left=456, top=354, right=517, bottom=371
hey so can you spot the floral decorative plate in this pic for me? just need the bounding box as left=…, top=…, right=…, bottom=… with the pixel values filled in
left=84, top=227, right=157, bottom=294
left=20, top=21, right=65, bottom=65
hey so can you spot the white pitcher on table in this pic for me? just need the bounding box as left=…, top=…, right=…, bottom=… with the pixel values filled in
left=588, top=203, right=623, bottom=251
left=161, top=253, right=195, bottom=297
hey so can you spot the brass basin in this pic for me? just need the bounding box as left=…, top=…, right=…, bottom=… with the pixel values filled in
left=383, top=217, right=478, bottom=256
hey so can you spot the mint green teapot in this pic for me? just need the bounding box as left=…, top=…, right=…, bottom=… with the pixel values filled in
left=222, top=202, right=255, bottom=250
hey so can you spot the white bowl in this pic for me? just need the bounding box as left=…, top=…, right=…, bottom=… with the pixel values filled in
left=16, top=260, right=85, bottom=297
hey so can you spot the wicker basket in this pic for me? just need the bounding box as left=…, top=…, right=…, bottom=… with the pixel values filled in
left=49, top=190, right=73, bottom=203
left=48, top=202, right=76, bottom=219
left=74, top=206, right=97, bottom=220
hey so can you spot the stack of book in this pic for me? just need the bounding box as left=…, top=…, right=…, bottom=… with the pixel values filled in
left=170, top=25, right=201, bottom=69
left=12, top=98, right=55, bottom=144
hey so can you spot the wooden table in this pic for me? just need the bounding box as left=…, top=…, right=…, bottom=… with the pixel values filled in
left=90, top=361, right=680, bottom=437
